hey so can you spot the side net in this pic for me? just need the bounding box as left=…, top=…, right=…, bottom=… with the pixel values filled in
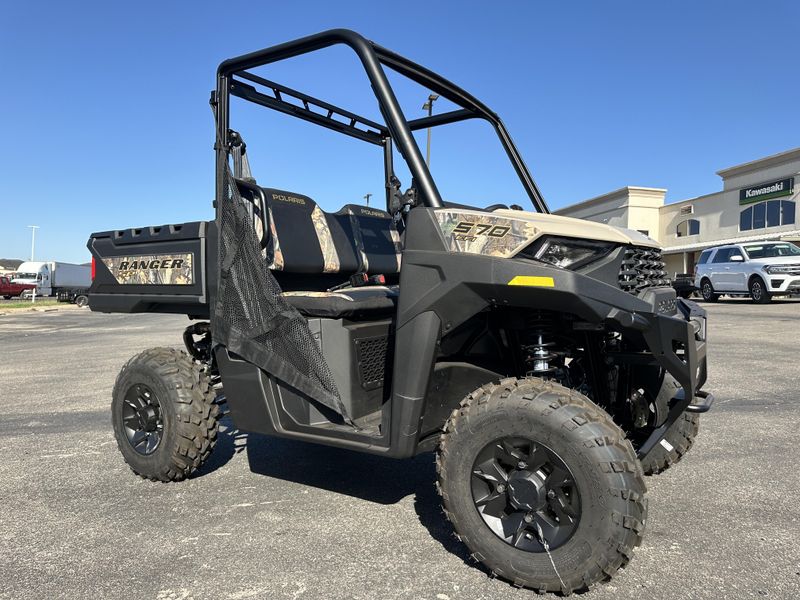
left=212, top=168, right=347, bottom=420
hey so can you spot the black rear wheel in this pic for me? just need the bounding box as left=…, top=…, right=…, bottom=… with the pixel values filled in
left=112, top=347, right=219, bottom=482
left=437, top=378, right=646, bottom=593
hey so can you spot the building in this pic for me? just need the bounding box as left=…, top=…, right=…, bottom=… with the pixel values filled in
left=556, top=147, right=800, bottom=277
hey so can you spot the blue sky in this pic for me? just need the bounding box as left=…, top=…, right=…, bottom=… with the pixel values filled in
left=1, top=1, right=798, bottom=263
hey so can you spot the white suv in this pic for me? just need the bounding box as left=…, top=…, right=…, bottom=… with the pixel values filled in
left=695, top=241, right=800, bottom=303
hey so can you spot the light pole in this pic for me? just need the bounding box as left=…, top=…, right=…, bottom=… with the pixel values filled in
left=422, top=94, right=439, bottom=168
left=363, top=193, right=372, bottom=207
left=27, top=225, right=39, bottom=261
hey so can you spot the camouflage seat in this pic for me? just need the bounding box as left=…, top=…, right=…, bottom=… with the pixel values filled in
left=241, top=186, right=402, bottom=318
left=281, top=285, right=398, bottom=319
left=257, top=188, right=402, bottom=277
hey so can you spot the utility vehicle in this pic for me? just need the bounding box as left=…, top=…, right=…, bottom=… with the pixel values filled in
left=87, top=30, right=712, bottom=593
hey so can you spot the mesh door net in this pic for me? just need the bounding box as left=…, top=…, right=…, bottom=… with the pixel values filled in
left=212, top=170, right=347, bottom=420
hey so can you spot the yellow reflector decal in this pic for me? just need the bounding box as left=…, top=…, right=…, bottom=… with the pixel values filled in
left=507, top=275, right=555, bottom=287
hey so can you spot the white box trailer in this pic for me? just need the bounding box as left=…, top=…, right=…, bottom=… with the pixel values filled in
left=12, top=261, right=91, bottom=297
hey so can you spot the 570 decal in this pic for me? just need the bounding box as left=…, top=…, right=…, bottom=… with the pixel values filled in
left=452, top=221, right=511, bottom=242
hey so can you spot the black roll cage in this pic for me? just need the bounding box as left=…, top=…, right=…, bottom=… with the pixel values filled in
left=214, top=28, right=550, bottom=216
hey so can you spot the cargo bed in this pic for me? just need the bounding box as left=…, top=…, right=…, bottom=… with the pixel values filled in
left=87, top=221, right=214, bottom=318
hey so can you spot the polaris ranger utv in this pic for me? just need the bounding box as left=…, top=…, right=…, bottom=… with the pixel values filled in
left=87, top=30, right=712, bottom=593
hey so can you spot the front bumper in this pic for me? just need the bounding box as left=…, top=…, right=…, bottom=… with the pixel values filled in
left=623, top=292, right=713, bottom=458
left=766, top=275, right=800, bottom=294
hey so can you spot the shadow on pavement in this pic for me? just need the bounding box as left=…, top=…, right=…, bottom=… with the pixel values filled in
left=195, top=418, right=474, bottom=567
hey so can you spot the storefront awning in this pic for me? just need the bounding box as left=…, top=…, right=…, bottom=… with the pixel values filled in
left=663, top=229, right=800, bottom=254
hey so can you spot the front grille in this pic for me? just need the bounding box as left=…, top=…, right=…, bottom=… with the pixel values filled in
left=355, top=335, right=389, bottom=390
left=619, top=247, right=669, bottom=294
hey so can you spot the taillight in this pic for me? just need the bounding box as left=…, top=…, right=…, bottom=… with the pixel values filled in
left=91, top=257, right=96, bottom=281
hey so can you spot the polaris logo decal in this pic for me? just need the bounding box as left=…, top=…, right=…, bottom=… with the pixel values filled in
left=102, top=253, right=194, bottom=285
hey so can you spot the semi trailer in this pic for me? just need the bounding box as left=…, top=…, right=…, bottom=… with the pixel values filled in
left=12, top=261, right=91, bottom=298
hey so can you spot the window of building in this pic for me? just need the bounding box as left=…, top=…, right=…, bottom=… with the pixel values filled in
left=739, top=200, right=796, bottom=231
left=766, top=200, right=781, bottom=227
left=783, top=200, right=795, bottom=225
left=740, top=206, right=753, bottom=231
left=676, top=218, right=700, bottom=237
left=753, top=202, right=766, bottom=229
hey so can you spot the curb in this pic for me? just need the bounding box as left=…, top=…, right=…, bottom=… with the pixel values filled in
left=0, top=304, right=85, bottom=317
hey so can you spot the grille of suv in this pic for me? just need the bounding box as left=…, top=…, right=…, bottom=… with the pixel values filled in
left=619, top=247, right=669, bottom=294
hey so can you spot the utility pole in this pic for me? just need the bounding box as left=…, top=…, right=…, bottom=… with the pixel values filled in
left=363, top=193, right=372, bottom=207
left=27, top=225, right=39, bottom=261
left=422, top=94, right=439, bottom=168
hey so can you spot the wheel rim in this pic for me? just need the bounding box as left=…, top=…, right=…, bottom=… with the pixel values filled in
left=702, top=282, right=712, bottom=299
left=121, top=384, right=164, bottom=455
left=752, top=282, right=762, bottom=300
left=471, top=437, right=581, bottom=552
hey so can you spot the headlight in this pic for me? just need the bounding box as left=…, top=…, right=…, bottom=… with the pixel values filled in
left=764, top=265, right=788, bottom=274
left=532, top=237, right=615, bottom=270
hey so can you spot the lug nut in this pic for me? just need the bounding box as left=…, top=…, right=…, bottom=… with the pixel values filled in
left=524, top=513, right=533, bottom=523
left=497, top=484, right=506, bottom=493
left=547, top=490, right=556, bottom=499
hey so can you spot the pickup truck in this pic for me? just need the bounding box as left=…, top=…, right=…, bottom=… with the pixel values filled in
left=0, top=275, right=35, bottom=299
left=672, top=273, right=696, bottom=299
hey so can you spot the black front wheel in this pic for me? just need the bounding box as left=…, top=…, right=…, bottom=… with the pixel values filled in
left=630, top=370, right=701, bottom=476
left=112, top=347, right=219, bottom=482
left=437, top=378, right=646, bottom=593
left=749, top=277, right=771, bottom=304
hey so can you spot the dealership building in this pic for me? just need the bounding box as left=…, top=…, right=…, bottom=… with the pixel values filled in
left=556, top=147, right=800, bottom=276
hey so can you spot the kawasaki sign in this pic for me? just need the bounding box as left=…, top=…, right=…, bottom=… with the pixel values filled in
left=739, top=177, right=794, bottom=205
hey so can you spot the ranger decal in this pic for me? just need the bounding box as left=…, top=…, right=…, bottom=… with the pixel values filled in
left=102, top=253, right=194, bottom=285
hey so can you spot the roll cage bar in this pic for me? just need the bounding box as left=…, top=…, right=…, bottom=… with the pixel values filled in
left=214, top=28, right=550, bottom=215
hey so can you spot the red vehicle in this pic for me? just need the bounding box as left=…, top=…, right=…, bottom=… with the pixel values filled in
left=0, top=275, right=35, bottom=299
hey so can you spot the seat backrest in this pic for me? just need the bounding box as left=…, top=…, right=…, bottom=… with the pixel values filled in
left=260, top=188, right=401, bottom=276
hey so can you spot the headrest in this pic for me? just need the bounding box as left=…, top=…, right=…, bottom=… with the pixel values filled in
left=336, top=205, right=392, bottom=219
left=261, top=188, right=317, bottom=213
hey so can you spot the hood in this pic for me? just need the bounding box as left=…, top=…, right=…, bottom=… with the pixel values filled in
left=492, top=209, right=660, bottom=248
left=746, top=256, right=800, bottom=266
left=433, top=207, right=661, bottom=262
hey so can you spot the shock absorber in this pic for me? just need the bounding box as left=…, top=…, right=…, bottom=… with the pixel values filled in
left=523, top=311, right=558, bottom=376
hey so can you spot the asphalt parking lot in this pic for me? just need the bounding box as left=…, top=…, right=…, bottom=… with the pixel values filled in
left=1, top=301, right=799, bottom=599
